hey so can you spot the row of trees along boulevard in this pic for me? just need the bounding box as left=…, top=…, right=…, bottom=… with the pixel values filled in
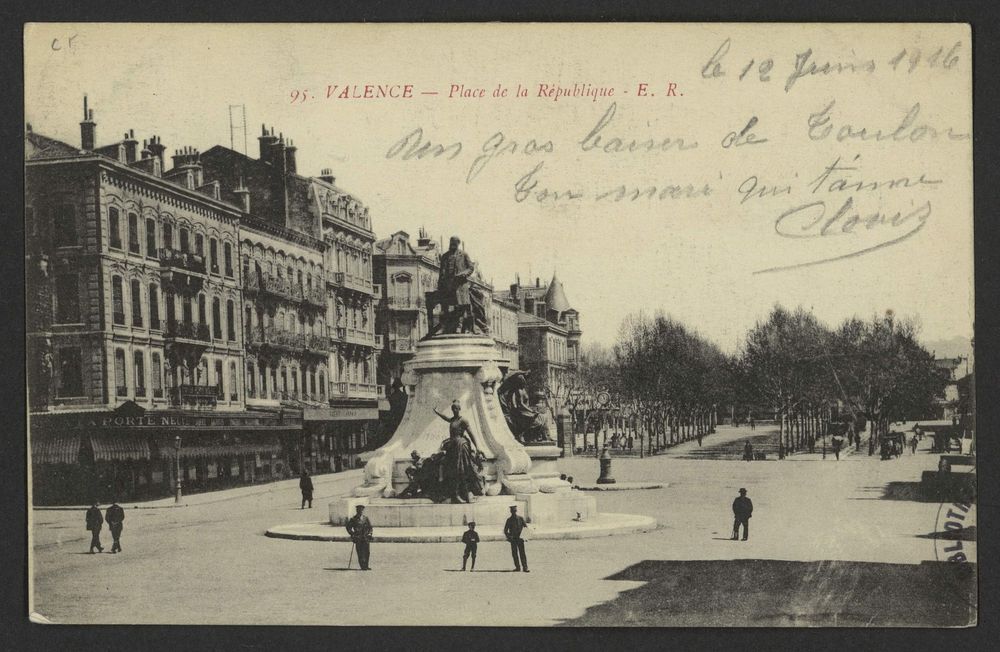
left=559, top=306, right=944, bottom=459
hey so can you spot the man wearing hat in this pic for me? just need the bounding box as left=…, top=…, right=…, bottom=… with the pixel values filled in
left=503, top=505, right=529, bottom=572
left=461, top=521, right=480, bottom=571
left=85, top=501, right=104, bottom=553
left=346, top=504, right=374, bottom=570
left=731, top=488, right=753, bottom=541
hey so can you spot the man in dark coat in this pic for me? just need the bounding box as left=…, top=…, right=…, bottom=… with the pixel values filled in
left=85, top=502, right=104, bottom=553
left=105, top=500, right=125, bottom=553
left=503, top=505, right=529, bottom=572
left=299, top=470, right=314, bottom=509
left=346, top=504, right=374, bottom=570
left=743, top=440, right=754, bottom=462
left=731, top=488, right=753, bottom=541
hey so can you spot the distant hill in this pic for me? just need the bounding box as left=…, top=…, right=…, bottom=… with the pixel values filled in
left=924, top=336, right=974, bottom=365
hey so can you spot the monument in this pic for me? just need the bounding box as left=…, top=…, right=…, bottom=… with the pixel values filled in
left=270, top=236, right=654, bottom=540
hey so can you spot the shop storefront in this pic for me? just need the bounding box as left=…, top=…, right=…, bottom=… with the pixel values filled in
left=301, top=405, right=380, bottom=474
left=30, top=401, right=302, bottom=505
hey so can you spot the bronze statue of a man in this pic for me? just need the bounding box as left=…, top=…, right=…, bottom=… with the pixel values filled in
left=427, top=236, right=488, bottom=336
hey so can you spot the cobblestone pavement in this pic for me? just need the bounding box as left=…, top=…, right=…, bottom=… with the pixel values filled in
left=30, top=426, right=970, bottom=626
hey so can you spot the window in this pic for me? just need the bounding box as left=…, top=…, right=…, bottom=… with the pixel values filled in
left=108, top=207, right=122, bottom=249
left=134, top=351, right=146, bottom=397
left=229, top=361, right=238, bottom=401
left=198, top=294, right=207, bottom=324
left=151, top=353, right=163, bottom=398
left=212, top=297, right=222, bottom=339
left=56, top=348, right=83, bottom=397
left=291, top=368, right=298, bottom=396
left=182, top=295, right=193, bottom=324
left=245, top=306, right=253, bottom=339
left=114, top=349, right=127, bottom=396
left=247, top=361, right=256, bottom=398
left=130, top=279, right=143, bottom=327
left=214, top=359, right=224, bottom=398
left=146, top=218, right=157, bottom=256
left=149, top=284, right=160, bottom=330
left=179, top=227, right=189, bottom=253
left=165, top=292, right=176, bottom=328
left=111, top=276, right=125, bottom=325
left=280, top=367, right=288, bottom=394
left=224, top=243, right=234, bottom=277
left=128, top=213, right=140, bottom=254
left=226, top=300, right=236, bottom=341
left=210, top=238, right=219, bottom=274
left=195, top=233, right=204, bottom=258
left=163, top=223, right=173, bottom=250
left=319, top=371, right=326, bottom=399
left=55, top=274, right=80, bottom=323
left=54, top=204, right=77, bottom=247
left=242, top=255, right=250, bottom=281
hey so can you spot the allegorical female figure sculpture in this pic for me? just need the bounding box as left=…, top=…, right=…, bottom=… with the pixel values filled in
left=432, top=401, right=485, bottom=503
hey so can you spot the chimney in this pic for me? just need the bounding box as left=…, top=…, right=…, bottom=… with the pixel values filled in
left=510, top=284, right=518, bottom=299
left=170, top=147, right=204, bottom=189
left=147, top=135, right=166, bottom=172
left=258, top=124, right=278, bottom=161
left=318, top=168, right=336, bottom=185
left=80, top=95, right=96, bottom=150
left=123, top=129, right=139, bottom=163
left=269, top=133, right=287, bottom=174
left=285, top=139, right=297, bottom=174
left=417, top=226, right=431, bottom=248
left=233, top=177, right=251, bottom=213
left=140, top=139, right=152, bottom=160
left=536, top=277, right=540, bottom=287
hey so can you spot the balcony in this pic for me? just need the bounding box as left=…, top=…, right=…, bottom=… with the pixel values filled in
left=329, top=381, right=380, bottom=400
left=372, top=283, right=382, bottom=298
left=321, top=207, right=372, bottom=232
left=385, top=296, right=424, bottom=311
left=343, top=274, right=373, bottom=295
left=388, top=338, right=416, bottom=353
left=343, top=328, right=375, bottom=347
left=164, top=320, right=210, bottom=343
left=328, top=271, right=345, bottom=287
left=170, top=384, right=219, bottom=408
left=159, top=248, right=207, bottom=275
left=302, top=285, right=327, bottom=309
left=247, top=327, right=329, bottom=358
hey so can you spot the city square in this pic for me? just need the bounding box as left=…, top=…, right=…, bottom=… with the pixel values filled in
left=30, top=423, right=975, bottom=626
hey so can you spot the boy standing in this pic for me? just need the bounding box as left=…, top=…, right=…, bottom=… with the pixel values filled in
left=461, top=522, right=480, bottom=571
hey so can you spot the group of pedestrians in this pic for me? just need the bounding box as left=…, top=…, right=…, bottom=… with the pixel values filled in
left=84, top=500, right=125, bottom=554
left=344, top=504, right=532, bottom=572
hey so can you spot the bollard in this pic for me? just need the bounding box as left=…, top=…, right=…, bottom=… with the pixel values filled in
left=597, top=446, right=616, bottom=484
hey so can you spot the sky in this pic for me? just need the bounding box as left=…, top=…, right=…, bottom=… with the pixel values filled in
left=24, top=24, right=974, bottom=352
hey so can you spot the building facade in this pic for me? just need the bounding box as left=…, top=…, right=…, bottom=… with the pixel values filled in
left=494, top=273, right=582, bottom=393
left=27, top=101, right=384, bottom=504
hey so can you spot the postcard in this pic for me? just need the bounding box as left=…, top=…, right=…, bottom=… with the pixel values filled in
left=24, top=22, right=974, bottom=626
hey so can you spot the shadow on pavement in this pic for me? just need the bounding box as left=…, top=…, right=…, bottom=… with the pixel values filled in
left=560, top=559, right=977, bottom=627
left=916, top=526, right=977, bottom=542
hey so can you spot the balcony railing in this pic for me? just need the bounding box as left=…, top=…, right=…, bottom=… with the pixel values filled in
left=343, top=328, right=375, bottom=346
left=329, top=381, right=379, bottom=399
left=170, top=384, right=219, bottom=407
left=247, top=327, right=330, bottom=356
left=329, top=271, right=345, bottom=287
left=385, top=296, right=424, bottom=310
left=149, top=318, right=162, bottom=331
left=321, top=207, right=372, bottom=232
left=159, top=248, right=207, bottom=275
left=164, top=320, right=210, bottom=342
left=343, top=274, right=373, bottom=294
left=246, top=273, right=326, bottom=309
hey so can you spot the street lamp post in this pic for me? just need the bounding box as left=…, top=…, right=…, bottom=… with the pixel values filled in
left=174, top=435, right=183, bottom=503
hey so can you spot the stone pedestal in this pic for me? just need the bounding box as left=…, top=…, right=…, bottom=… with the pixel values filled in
left=351, top=334, right=536, bottom=499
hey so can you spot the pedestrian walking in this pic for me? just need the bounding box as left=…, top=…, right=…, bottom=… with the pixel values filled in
left=743, top=440, right=753, bottom=462
left=345, top=504, right=374, bottom=570
left=831, top=436, right=842, bottom=461
left=910, top=434, right=918, bottom=454
left=696, top=432, right=703, bottom=447
left=105, top=500, right=125, bottom=554
left=299, top=470, right=314, bottom=509
left=85, top=502, right=104, bottom=553
left=503, top=505, right=529, bottom=572
left=731, top=488, right=753, bottom=541
left=461, top=522, right=479, bottom=571
left=749, top=416, right=755, bottom=431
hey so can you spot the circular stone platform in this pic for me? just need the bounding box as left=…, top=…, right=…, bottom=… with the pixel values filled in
left=266, top=512, right=657, bottom=543
left=574, top=482, right=666, bottom=491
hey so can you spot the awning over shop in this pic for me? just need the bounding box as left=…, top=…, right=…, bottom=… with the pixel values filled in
left=164, top=441, right=283, bottom=460
left=32, top=435, right=81, bottom=465
left=89, top=434, right=152, bottom=462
